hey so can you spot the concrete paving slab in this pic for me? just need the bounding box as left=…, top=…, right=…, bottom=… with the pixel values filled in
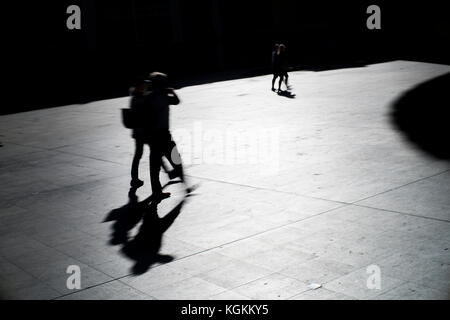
left=233, top=273, right=310, bottom=300
left=196, top=260, right=274, bottom=289
left=142, top=276, right=227, bottom=300
left=290, top=288, right=355, bottom=300
left=374, top=282, right=449, bottom=300
left=279, top=257, right=355, bottom=284
left=57, top=280, right=153, bottom=300
left=357, top=171, right=450, bottom=221
left=323, top=267, right=405, bottom=300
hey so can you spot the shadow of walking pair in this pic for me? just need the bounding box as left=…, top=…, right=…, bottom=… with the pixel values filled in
left=104, top=181, right=189, bottom=275
left=277, top=89, right=296, bottom=98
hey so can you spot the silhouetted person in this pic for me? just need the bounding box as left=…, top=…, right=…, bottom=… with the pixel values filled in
left=145, top=72, right=186, bottom=201
left=279, top=44, right=289, bottom=89
left=271, top=44, right=280, bottom=91
left=129, top=77, right=150, bottom=188
left=126, top=75, right=177, bottom=192
left=272, top=44, right=289, bottom=92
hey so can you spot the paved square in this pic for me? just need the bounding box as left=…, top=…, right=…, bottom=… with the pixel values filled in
left=1, top=61, right=449, bottom=299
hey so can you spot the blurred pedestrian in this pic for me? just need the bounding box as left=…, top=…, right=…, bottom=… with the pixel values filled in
left=271, top=44, right=281, bottom=91
left=279, top=44, right=289, bottom=90
left=145, top=72, right=186, bottom=201
left=129, top=77, right=150, bottom=188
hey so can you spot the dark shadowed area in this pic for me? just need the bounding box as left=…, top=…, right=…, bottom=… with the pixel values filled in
left=391, top=73, right=450, bottom=160
left=105, top=182, right=189, bottom=275
left=5, top=0, right=450, bottom=114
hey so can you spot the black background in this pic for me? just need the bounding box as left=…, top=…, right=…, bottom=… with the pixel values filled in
left=5, top=0, right=450, bottom=114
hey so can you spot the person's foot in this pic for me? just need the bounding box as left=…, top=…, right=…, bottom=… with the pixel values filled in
left=168, top=169, right=179, bottom=180
left=130, top=179, right=144, bottom=188
left=271, top=87, right=275, bottom=91
left=153, top=191, right=171, bottom=202
left=185, top=184, right=199, bottom=194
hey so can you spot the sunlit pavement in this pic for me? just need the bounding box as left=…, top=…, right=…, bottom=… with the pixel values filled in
left=0, top=60, right=449, bottom=300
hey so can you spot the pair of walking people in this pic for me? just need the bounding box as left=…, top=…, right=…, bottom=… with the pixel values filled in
left=128, top=72, right=186, bottom=201
left=271, top=43, right=289, bottom=92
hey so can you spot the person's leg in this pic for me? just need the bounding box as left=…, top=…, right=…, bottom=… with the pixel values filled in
left=163, top=132, right=194, bottom=193
left=271, top=75, right=277, bottom=91
left=284, top=72, right=289, bottom=88
left=149, top=143, right=163, bottom=195
left=149, top=136, right=171, bottom=200
left=278, top=75, right=283, bottom=91
left=131, top=140, right=144, bottom=187
left=164, top=138, right=185, bottom=183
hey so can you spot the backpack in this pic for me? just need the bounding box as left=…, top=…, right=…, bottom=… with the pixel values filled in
left=121, top=108, right=139, bottom=129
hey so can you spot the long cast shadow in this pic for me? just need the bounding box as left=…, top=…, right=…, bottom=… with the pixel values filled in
left=121, top=198, right=185, bottom=275
left=104, top=182, right=188, bottom=275
left=391, top=72, right=450, bottom=160
left=277, top=89, right=296, bottom=99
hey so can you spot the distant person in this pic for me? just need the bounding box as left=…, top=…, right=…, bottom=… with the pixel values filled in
left=279, top=44, right=289, bottom=90
left=271, top=44, right=281, bottom=91
left=145, top=72, right=187, bottom=201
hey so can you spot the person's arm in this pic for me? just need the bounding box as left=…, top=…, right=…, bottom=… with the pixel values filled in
left=167, top=88, right=180, bottom=105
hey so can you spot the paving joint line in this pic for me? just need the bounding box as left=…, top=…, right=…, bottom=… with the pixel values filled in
left=352, top=203, right=450, bottom=223
left=351, top=169, right=450, bottom=205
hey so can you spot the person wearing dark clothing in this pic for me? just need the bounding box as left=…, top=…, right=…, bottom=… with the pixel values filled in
left=144, top=72, right=186, bottom=200
left=271, top=44, right=289, bottom=92
left=129, top=79, right=150, bottom=188
left=271, top=44, right=281, bottom=91
left=279, top=44, right=289, bottom=89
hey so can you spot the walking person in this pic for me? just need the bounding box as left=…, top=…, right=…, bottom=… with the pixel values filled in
left=271, top=43, right=290, bottom=92
left=278, top=44, right=289, bottom=90
left=129, top=77, right=150, bottom=189
left=144, top=72, right=187, bottom=201
left=271, top=44, right=281, bottom=91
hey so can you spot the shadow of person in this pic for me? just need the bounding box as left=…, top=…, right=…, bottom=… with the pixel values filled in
left=391, top=72, right=450, bottom=160
left=277, top=89, right=296, bottom=99
left=121, top=199, right=185, bottom=275
left=104, top=187, right=153, bottom=245
left=104, top=180, right=192, bottom=275
left=104, top=180, right=184, bottom=244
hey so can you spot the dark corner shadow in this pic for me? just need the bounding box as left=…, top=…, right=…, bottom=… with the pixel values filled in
left=277, top=89, right=296, bottom=99
left=104, top=181, right=189, bottom=275
left=391, top=72, right=450, bottom=160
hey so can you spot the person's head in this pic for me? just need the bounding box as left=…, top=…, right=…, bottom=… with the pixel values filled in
left=274, top=43, right=279, bottom=51
left=279, top=44, right=286, bottom=52
left=129, top=76, right=150, bottom=95
left=149, top=72, right=169, bottom=90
